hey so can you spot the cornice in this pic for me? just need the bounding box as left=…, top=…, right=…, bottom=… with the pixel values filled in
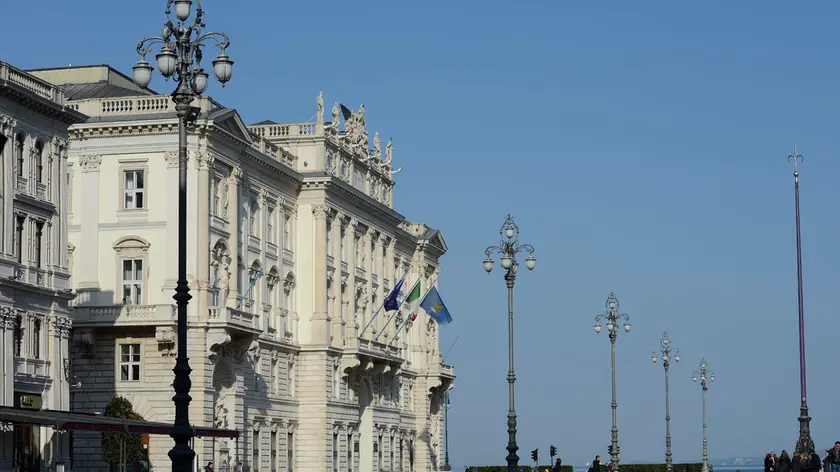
left=303, top=174, right=404, bottom=229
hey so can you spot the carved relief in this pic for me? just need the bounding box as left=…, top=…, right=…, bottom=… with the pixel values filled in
left=0, top=114, right=18, bottom=137
left=196, top=151, right=215, bottom=170
left=78, top=155, right=102, bottom=172
left=164, top=150, right=180, bottom=168
left=221, top=177, right=230, bottom=219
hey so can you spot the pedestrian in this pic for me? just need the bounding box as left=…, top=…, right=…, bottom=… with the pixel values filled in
left=828, top=442, right=840, bottom=472
left=767, top=451, right=778, bottom=472
left=592, top=455, right=602, bottom=472
left=205, top=461, right=214, bottom=472
left=779, top=450, right=792, bottom=472
left=552, top=458, right=563, bottom=472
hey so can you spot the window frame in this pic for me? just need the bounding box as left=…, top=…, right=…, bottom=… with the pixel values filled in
left=117, top=342, right=142, bottom=382
left=117, top=159, right=150, bottom=217
left=121, top=259, right=144, bottom=306
left=33, top=140, right=44, bottom=184
left=113, top=236, right=151, bottom=306
left=123, top=169, right=146, bottom=210
left=14, top=133, right=24, bottom=178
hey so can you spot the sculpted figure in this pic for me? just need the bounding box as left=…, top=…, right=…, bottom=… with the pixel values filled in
left=316, top=91, right=324, bottom=122
left=373, top=133, right=381, bottom=160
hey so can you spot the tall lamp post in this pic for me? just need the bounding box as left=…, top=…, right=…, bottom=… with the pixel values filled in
left=593, top=292, right=631, bottom=472
left=483, top=215, right=536, bottom=472
left=651, top=331, right=680, bottom=472
left=787, top=146, right=814, bottom=454
left=130, top=1, right=233, bottom=469
left=693, top=359, right=715, bottom=472
left=443, top=391, right=451, bottom=471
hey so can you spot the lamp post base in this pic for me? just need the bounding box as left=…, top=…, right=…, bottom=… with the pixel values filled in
left=795, top=403, right=814, bottom=453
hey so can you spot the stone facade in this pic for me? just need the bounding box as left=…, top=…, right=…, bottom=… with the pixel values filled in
left=0, top=61, right=86, bottom=471
left=29, top=66, right=455, bottom=472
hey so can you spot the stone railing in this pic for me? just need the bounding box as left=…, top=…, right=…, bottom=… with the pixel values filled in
left=248, top=122, right=323, bottom=139
left=0, top=61, right=64, bottom=105
left=355, top=336, right=402, bottom=359
left=68, top=95, right=181, bottom=118
left=14, top=357, right=50, bottom=377
left=15, top=175, right=27, bottom=194
left=440, top=363, right=455, bottom=377
left=73, top=304, right=176, bottom=327
left=208, top=306, right=260, bottom=334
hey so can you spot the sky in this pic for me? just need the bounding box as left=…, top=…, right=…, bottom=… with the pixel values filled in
left=3, top=0, right=840, bottom=468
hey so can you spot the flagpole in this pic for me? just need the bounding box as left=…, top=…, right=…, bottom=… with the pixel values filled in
left=386, top=314, right=413, bottom=348
left=373, top=278, right=420, bottom=341
left=442, top=336, right=459, bottom=363
left=359, top=271, right=408, bottom=337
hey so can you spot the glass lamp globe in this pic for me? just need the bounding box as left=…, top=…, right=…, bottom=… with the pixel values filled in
left=505, top=224, right=515, bottom=239
left=700, top=360, right=707, bottom=370
left=190, top=69, right=209, bottom=94
left=663, top=354, right=669, bottom=362
left=608, top=298, right=616, bottom=310
left=606, top=322, right=614, bottom=332
left=132, top=60, right=153, bottom=88
left=500, top=255, right=512, bottom=270
left=663, top=336, right=669, bottom=346
left=174, top=0, right=193, bottom=21
left=623, top=322, right=631, bottom=332
left=213, top=54, right=234, bottom=86
left=710, top=375, right=715, bottom=382
left=594, top=323, right=602, bottom=333
left=692, top=375, right=697, bottom=382
left=651, top=353, right=658, bottom=363
left=156, top=46, right=178, bottom=78
left=525, top=255, right=536, bottom=271
left=483, top=258, right=493, bottom=273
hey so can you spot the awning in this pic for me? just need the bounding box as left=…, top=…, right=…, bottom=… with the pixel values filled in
left=0, top=406, right=238, bottom=439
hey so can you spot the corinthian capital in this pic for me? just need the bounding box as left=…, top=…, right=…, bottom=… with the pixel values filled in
left=312, top=204, right=330, bottom=219
left=78, top=155, right=102, bottom=172
left=230, top=166, right=243, bottom=182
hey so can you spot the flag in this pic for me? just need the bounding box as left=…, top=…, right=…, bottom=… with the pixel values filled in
left=403, top=279, right=422, bottom=310
left=383, top=276, right=406, bottom=312
left=419, top=286, right=452, bottom=324
left=339, top=103, right=353, bottom=120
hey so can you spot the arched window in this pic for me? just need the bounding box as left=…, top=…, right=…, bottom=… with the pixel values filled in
left=34, top=141, right=44, bottom=184
left=113, top=236, right=151, bottom=306
left=14, top=134, right=24, bottom=178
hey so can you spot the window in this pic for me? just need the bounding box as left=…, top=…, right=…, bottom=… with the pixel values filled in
left=390, top=436, right=395, bottom=472
left=119, top=344, right=141, bottom=381
left=333, top=363, right=340, bottom=399
left=124, top=170, right=145, bottom=209
left=287, top=360, right=296, bottom=397
left=15, top=134, right=24, bottom=177
left=287, top=432, right=294, bottom=472
left=333, top=432, right=339, bottom=472
left=409, top=440, right=414, bottom=471
left=32, top=319, right=41, bottom=359
left=378, top=435, right=383, bottom=472
left=15, top=216, right=24, bottom=263
left=271, top=359, right=279, bottom=394
left=267, top=208, right=275, bottom=244
left=253, top=430, right=260, bottom=472
left=13, top=316, right=23, bottom=357
left=67, top=169, right=73, bottom=213
left=211, top=263, right=221, bottom=306
left=212, top=175, right=222, bottom=216
left=34, top=222, right=43, bottom=268
left=34, top=142, right=44, bottom=184
left=253, top=354, right=261, bottom=392
left=283, top=215, right=291, bottom=249
left=347, top=433, right=353, bottom=472
left=271, top=431, right=278, bottom=472
left=250, top=200, right=259, bottom=234
left=326, top=222, right=332, bottom=256
left=122, top=259, right=143, bottom=305
left=399, top=439, right=404, bottom=472
left=354, top=237, right=361, bottom=267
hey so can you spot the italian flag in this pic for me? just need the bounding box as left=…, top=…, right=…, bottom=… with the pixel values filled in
left=403, top=279, right=422, bottom=316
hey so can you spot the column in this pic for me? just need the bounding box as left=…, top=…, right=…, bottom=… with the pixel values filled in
left=76, top=155, right=102, bottom=294
left=163, top=150, right=180, bottom=291
left=346, top=219, right=358, bottom=342
left=362, top=228, right=374, bottom=339
left=55, top=139, right=69, bottom=274
left=1, top=309, right=13, bottom=408
left=196, top=152, right=213, bottom=319
left=226, top=167, right=242, bottom=307
left=375, top=235, right=387, bottom=334
left=311, top=204, right=329, bottom=344
left=0, top=116, right=16, bottom=255
left=330, top=212, right=344, bottom=345
left=385, top=239, right=396, bottom=340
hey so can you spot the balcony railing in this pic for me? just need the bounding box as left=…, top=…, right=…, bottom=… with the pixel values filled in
left=15, top=175, right=27, bottom=193
left=0, top=61, right=65, bottom=105
left=440, top=363, right=455, bottom=378
left=73, top=304, right=176, bottom=327
left=208, top=306, right=261, bottom=335
left=14, top=357, right=50, bottom=378
left=35, top=182, right=47, bottom=199
left=248, top=122, right=323, bottom=139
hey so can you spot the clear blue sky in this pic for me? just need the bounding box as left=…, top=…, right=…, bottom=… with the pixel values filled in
left=4, top=0, right=839, bottom=468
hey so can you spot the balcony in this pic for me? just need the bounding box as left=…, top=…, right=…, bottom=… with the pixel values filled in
left=440, top=362, right=456, bottom=379
left=14, top=357, right=50, bottom=378
left=73, top=304, right=176, bottom=328
left=208, top=306, right=262, bottom=337
left=35, top=182, right=47, bottom=200
left=15, top=175, right=27, bottom=193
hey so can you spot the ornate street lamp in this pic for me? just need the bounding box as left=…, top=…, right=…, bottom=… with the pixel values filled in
left=131, top=1, right=233, bottom=469
left=484, top=215, right=536, bottom=472
left=787, top=146, right=814, bottom=454
left=594, top=292, right=631, bottom=472
left=693, top=359, right=715, bottom=472
left=443, top=391, right=451, bottom=471
left=652, top=331, right=680, bottom=472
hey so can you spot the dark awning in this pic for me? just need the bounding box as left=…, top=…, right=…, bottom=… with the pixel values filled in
left=0, top=406, right=238, bottom=439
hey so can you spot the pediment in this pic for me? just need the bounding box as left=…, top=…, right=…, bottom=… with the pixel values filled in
left=423, top=230, right=448, bottom=254
left=211, top=108, right=253, bottom=144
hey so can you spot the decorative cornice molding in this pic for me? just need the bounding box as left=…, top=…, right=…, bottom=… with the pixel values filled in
left=78, top=154, right=102, bottom=172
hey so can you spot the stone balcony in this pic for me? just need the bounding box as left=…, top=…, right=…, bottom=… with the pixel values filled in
left=208, top=306, right=263, bottom=338
left=73, top=304, right=176, bottom=328
left=0, top=61, right=65, bottom=106
left=14, top=357, right=50, bottom=378
left=440, top=362, right=455, bottom=380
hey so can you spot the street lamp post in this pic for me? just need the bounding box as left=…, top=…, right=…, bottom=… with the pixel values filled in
left=131, top=1, right=233, bottom=469
left=484, top=215, right=536, bottom=472
left=443, top=391, right=451, bottom=471
left=693, top=359, right=715, bottom=472
left=787, top=146, right=814, bottom=455
left=651, top=331, right=680, bottom=472
left=593, top=292, right=631, bottom=472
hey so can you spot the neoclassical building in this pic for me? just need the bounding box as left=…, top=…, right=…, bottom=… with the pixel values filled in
left=0, top=61, right=85, bottom=470
left=28, top=65, right=454, bottom=472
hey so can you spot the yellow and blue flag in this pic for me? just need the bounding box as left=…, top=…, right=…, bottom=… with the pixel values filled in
left=419, top=286, right=452, bottom=324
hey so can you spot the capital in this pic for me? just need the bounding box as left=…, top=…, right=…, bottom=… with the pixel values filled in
left=196, top=151, right=215, bottom=170
left=78, top=155, right=102, bottom=172
left=0, top=114, right=18, bottom=138
left=230, top=166, right=243, bottom=182
left=312, top=204, right=330, bottom=220
left=164, top=150, right=180, bottom=168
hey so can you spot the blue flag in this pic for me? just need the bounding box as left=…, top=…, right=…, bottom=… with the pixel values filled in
left=383, top=276, right=406, bottom=312
left=419, top=286, right=453, bottom=324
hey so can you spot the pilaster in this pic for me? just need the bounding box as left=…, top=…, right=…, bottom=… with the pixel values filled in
left=163, top=150, right=179, bottom=291
left=310, top=203, right=329, bottom=344
left=362, top=229, right=374, bottom=338
left=196, top=151, right=213, bottom=320
left=346, top=219, right=358, bottom=342
left=77, top=154, right=102, bottom=293
left=226, top=167, right=242, bottom=307
left=330, top=212, right=344, bottom=346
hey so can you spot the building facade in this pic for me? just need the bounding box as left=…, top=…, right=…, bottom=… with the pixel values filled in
left=29, top=65, right=454, bottom=472
left=0, top=61, right=85, bottom=471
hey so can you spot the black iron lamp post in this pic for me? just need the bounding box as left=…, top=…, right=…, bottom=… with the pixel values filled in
left=652, top=331, right=680, bottom=472
left=484, top=215, right=536, bottom=472
left=693, top=359, right=715, bottom=472
left=131, top=1, right=233, bottom=469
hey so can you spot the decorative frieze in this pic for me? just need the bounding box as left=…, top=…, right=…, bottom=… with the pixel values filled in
left=78, top=154, right=102, bottom=172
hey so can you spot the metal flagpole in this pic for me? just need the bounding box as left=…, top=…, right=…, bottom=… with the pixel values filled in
left=359, top=271, right=407, bottom=337
left=237, top=268, right=264, bottom=310
left=374, top=278, right=420, bottom=341
left=386, top=313, right=417, bottom=348
left=442, top=336, right=459, bottom=363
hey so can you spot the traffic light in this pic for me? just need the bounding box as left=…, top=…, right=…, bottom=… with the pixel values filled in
left=550, top=445, right=557, bottom=458
left=531, top=449, right=538, bottom=463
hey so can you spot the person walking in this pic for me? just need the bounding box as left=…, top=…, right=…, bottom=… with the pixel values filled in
left=552, top=458, right=563, bottom=472
left=767, top=452, right=778, bottom=472
left=591, top=455, right=602, bottom=472
left=828, top=442, right=840, bottom=472
left=204, top=462, right=214, bottom=472
left=779, top=450, right=792, bottom=472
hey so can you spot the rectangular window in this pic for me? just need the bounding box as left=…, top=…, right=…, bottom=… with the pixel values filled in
left=35, top=146, right=43, bottom=184
left=122, top=259, right=143, bottom=305
left=326, top=223, right=332, bottom=257
left=271, top=359, right=279, bottom=394
left=253, top=355, right=261, bottom=392
left=333, top=364, right=340, bottom=399
left=13, top=316, right=22, bottom=357
left=287, top=432, right=294, bottom=472
left=390, top=436, right=395, bottom=472
left=283, top=215, right=291, bottom=249
left=124, top=170, right=145, bottom=209
left=32, top=319, right=41, bottom=359
left=288, top=361, right=296, bottom=397
left=253, top=429, right=261, bottom=472
left=354, top=237, right=361, bottom=267
left=15, top=216, right=24, bottom=263
left=333, top=432, right=339, bottom=472
left=213, top=175, right=222, bottom=216
left=119, top=344, right=141, bottom=381
left=250, top=201, right=259, bottom=234
left=271, top=431, right=278, bottom=472
left=67, top=170, right=73, bottom=213
left=268, top=209, right=275, bottom=244
left=378, top=436, right=383, bottom=472
left=211, top=264, right=221, bottom=306
left=34, top=222, right=43, bottom=268
left=347, top=434, right=353, bottom=472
